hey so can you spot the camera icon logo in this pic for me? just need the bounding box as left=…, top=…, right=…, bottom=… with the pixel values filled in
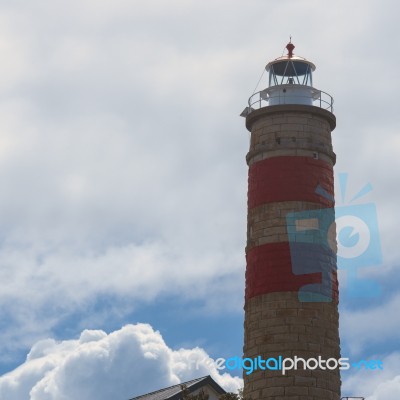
left=286, top=173, right=382, bottom=302
left=286, top=207, right=336, bottom=302
left=335, top=203, right=381, bottom=269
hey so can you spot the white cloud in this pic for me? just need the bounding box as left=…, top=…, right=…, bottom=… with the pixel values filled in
left=0, top=237, right=244, bottom=363
left=368, top=377, right=400, bottom=400
left=340, top=293, right=400, bottom=356
left=342, top=352, right=400, bottom=400
left=0, top=323, right=242, bottom=400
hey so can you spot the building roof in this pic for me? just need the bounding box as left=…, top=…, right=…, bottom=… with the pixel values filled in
left=130, top=375, right=226, bottom=400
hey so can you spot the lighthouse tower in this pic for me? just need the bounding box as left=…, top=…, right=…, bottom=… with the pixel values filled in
left=242, top=41, right=341, bottom=400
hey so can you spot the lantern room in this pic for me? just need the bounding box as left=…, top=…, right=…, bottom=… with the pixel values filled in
left=264, top=40, right=318, bottom=106
left=241, top=40, right=333, bottom=115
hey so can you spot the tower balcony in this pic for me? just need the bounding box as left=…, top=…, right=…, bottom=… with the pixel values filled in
left=247, top=84, right=334, bottom=113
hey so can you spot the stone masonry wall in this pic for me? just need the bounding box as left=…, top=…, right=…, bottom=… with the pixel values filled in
left=243, top=105, right=340, bottom=400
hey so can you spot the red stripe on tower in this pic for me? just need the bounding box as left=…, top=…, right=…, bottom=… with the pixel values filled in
left=248, top=156, right=334, bottom=209
left=245, top=242, right=339, bottom=301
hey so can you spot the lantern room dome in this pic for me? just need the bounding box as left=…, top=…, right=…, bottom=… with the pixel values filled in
left=266, top=55, right=316, bottom=76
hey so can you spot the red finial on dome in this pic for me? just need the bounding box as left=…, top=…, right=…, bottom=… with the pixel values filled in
left=286, top=37, right=295, bottom=58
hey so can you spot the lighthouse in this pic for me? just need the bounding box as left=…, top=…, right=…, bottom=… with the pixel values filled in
left=241, top=41, right=341, bottom=400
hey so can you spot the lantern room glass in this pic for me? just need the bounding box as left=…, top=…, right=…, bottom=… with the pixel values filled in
left=268, top=60, right=313, bottom=87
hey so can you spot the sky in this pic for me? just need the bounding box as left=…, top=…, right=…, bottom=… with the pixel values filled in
left=0, top=0, right=399, bottom=399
